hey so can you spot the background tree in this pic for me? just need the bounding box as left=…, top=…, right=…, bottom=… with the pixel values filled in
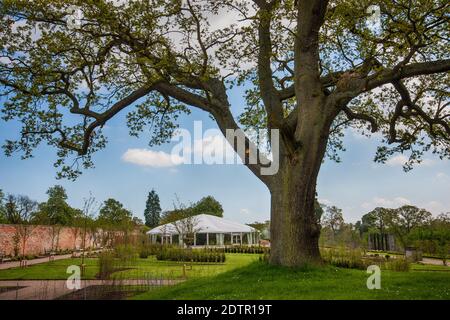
left=168, top=199, right=200, bottom=247
left=97, top=198, right=134, bottom=244
left=190, top=196, right=224, bottom=217
left=409, top=213, right=450, bottom=265
left=1, top=1, right=449, bottom=266
left=385, top=205, right=432, bottom=249
left=314, top=200, right=325, bottom=222
left=321, top=205, right=344, bottom=236
left=4, top=194, right=38, bottom=259
left=361, top=207, right=395, bottom=251
left=248, top=220, right=270, bottom=240
left=33, top=185, right=76, bottom=250
left=98, top=198, right=133, bottom=227
left=0, top=189, right=6, bottom=223
left=132, top=216, right=144, bottom=226
left=143, top=189, right=161, bottom=228
left=69, top=208, right=84, bottom=250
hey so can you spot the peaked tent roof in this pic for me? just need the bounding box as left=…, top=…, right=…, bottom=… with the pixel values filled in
left=147, top=214, right=257, bottom=235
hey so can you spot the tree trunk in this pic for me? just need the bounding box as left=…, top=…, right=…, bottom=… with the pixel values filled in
left=268, top=107, right=331, bottom=267
left=269, top=160, right=322, bottom=266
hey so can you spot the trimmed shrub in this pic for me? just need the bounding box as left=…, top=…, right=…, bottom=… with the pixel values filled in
left=222, top=246, right=269, bottom=254
left=156, top=248, right=226, bottom=263
left=138, top=244, right=163, bottom=258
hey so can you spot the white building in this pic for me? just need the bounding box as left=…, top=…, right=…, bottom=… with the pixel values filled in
left=147, top=214, right=260, bottom=246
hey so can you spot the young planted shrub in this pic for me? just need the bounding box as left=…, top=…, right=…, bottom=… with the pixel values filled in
left=386, top=258, right=410, bottom=272
left=321, top=247, right=370, bottom=270
left=97, top=252, right=116, bottom=280
left=114, top=244, right=137, bottom=267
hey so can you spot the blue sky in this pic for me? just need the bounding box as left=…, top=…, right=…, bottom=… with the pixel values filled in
left=1, top=84, right=449, bottom=224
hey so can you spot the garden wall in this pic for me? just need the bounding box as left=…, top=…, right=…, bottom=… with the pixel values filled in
left=0, top=224, right=97, bottom=256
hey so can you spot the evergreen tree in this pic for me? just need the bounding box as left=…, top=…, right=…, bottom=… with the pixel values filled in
left=144, top=190, right=161, bottom=228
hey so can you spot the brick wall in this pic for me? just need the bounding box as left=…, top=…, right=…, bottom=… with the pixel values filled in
left=0, top=224, right=97, bottom=256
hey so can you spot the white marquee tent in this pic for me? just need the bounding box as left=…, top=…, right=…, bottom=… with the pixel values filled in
left=147, top=214, right=259, bottom=246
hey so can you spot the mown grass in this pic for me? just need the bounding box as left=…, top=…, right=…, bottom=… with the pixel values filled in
left=0, top=254, right=258, bottom=280
left=410, top=263, right=450, bottom=272
left=0, top=258, right=99, bottom=280
left=132, top=261, right=450, bottom=300
left=1, top=254, right=449, bottom=300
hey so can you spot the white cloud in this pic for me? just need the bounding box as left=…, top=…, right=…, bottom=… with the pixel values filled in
left=386, top=155, right=408, bottom=166
left=424, top=201, right=446, bottom=214
left=240, top=208, right=251, bottom=215
left=435, top=172, right=449, bottom=182
left=122, top=131, right=240, bottom=169
left=361, top=197, right=449, bottom=216
left=318, top=198, right=332, bottom=206
left=122, top=149, right=184, bottom=168
left=386, top=155, right=435, bottom=167
left=361, top=196, right=411, bottom=210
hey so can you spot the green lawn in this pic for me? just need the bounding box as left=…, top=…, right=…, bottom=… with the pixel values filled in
left=133, top=261, right=450, bottom=300
left=0, top=254, right=258, bottom=280
left=411, top=263, right=450, bottom=272
left=0, top=258, right=99, bottom=280
left=1, top=254, right=449, bottom=300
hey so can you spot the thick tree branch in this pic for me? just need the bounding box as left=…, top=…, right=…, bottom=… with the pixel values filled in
left=391, top=80, right=450, bottom=138
left=342, top=106, right=378, bottom=133
left=365, top=59, right=450, bottom=92
left=154, top=81, right=274, bottom=186
left=255, top=1, right=284, bottom=128
left=67, top=84, right=157, bottom=155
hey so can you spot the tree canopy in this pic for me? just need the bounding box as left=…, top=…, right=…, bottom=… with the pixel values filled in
left=160, top=195, right=224, bottom=224
left=190, top=195, right=224, bottom=217
left=1, top=0, right=448, bottom=179
left=3, top=194, right=38, bottom=224
left=33, top=185, right=77, bottom=225
left=97, top=198, right=133, bottom=229
left=321, top=205, right=344, bottom=235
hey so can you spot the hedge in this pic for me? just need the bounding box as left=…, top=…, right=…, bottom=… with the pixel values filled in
left=156, top=248, right=226, bottom=263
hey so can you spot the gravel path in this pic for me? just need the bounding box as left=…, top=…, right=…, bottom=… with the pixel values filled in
left=421, top=257, right=449, bottom=266
left=0, top=254, right=75, bottom=271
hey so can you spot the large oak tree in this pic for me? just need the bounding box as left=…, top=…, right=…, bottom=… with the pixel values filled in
left=0, top=0, right=449, bottom=266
